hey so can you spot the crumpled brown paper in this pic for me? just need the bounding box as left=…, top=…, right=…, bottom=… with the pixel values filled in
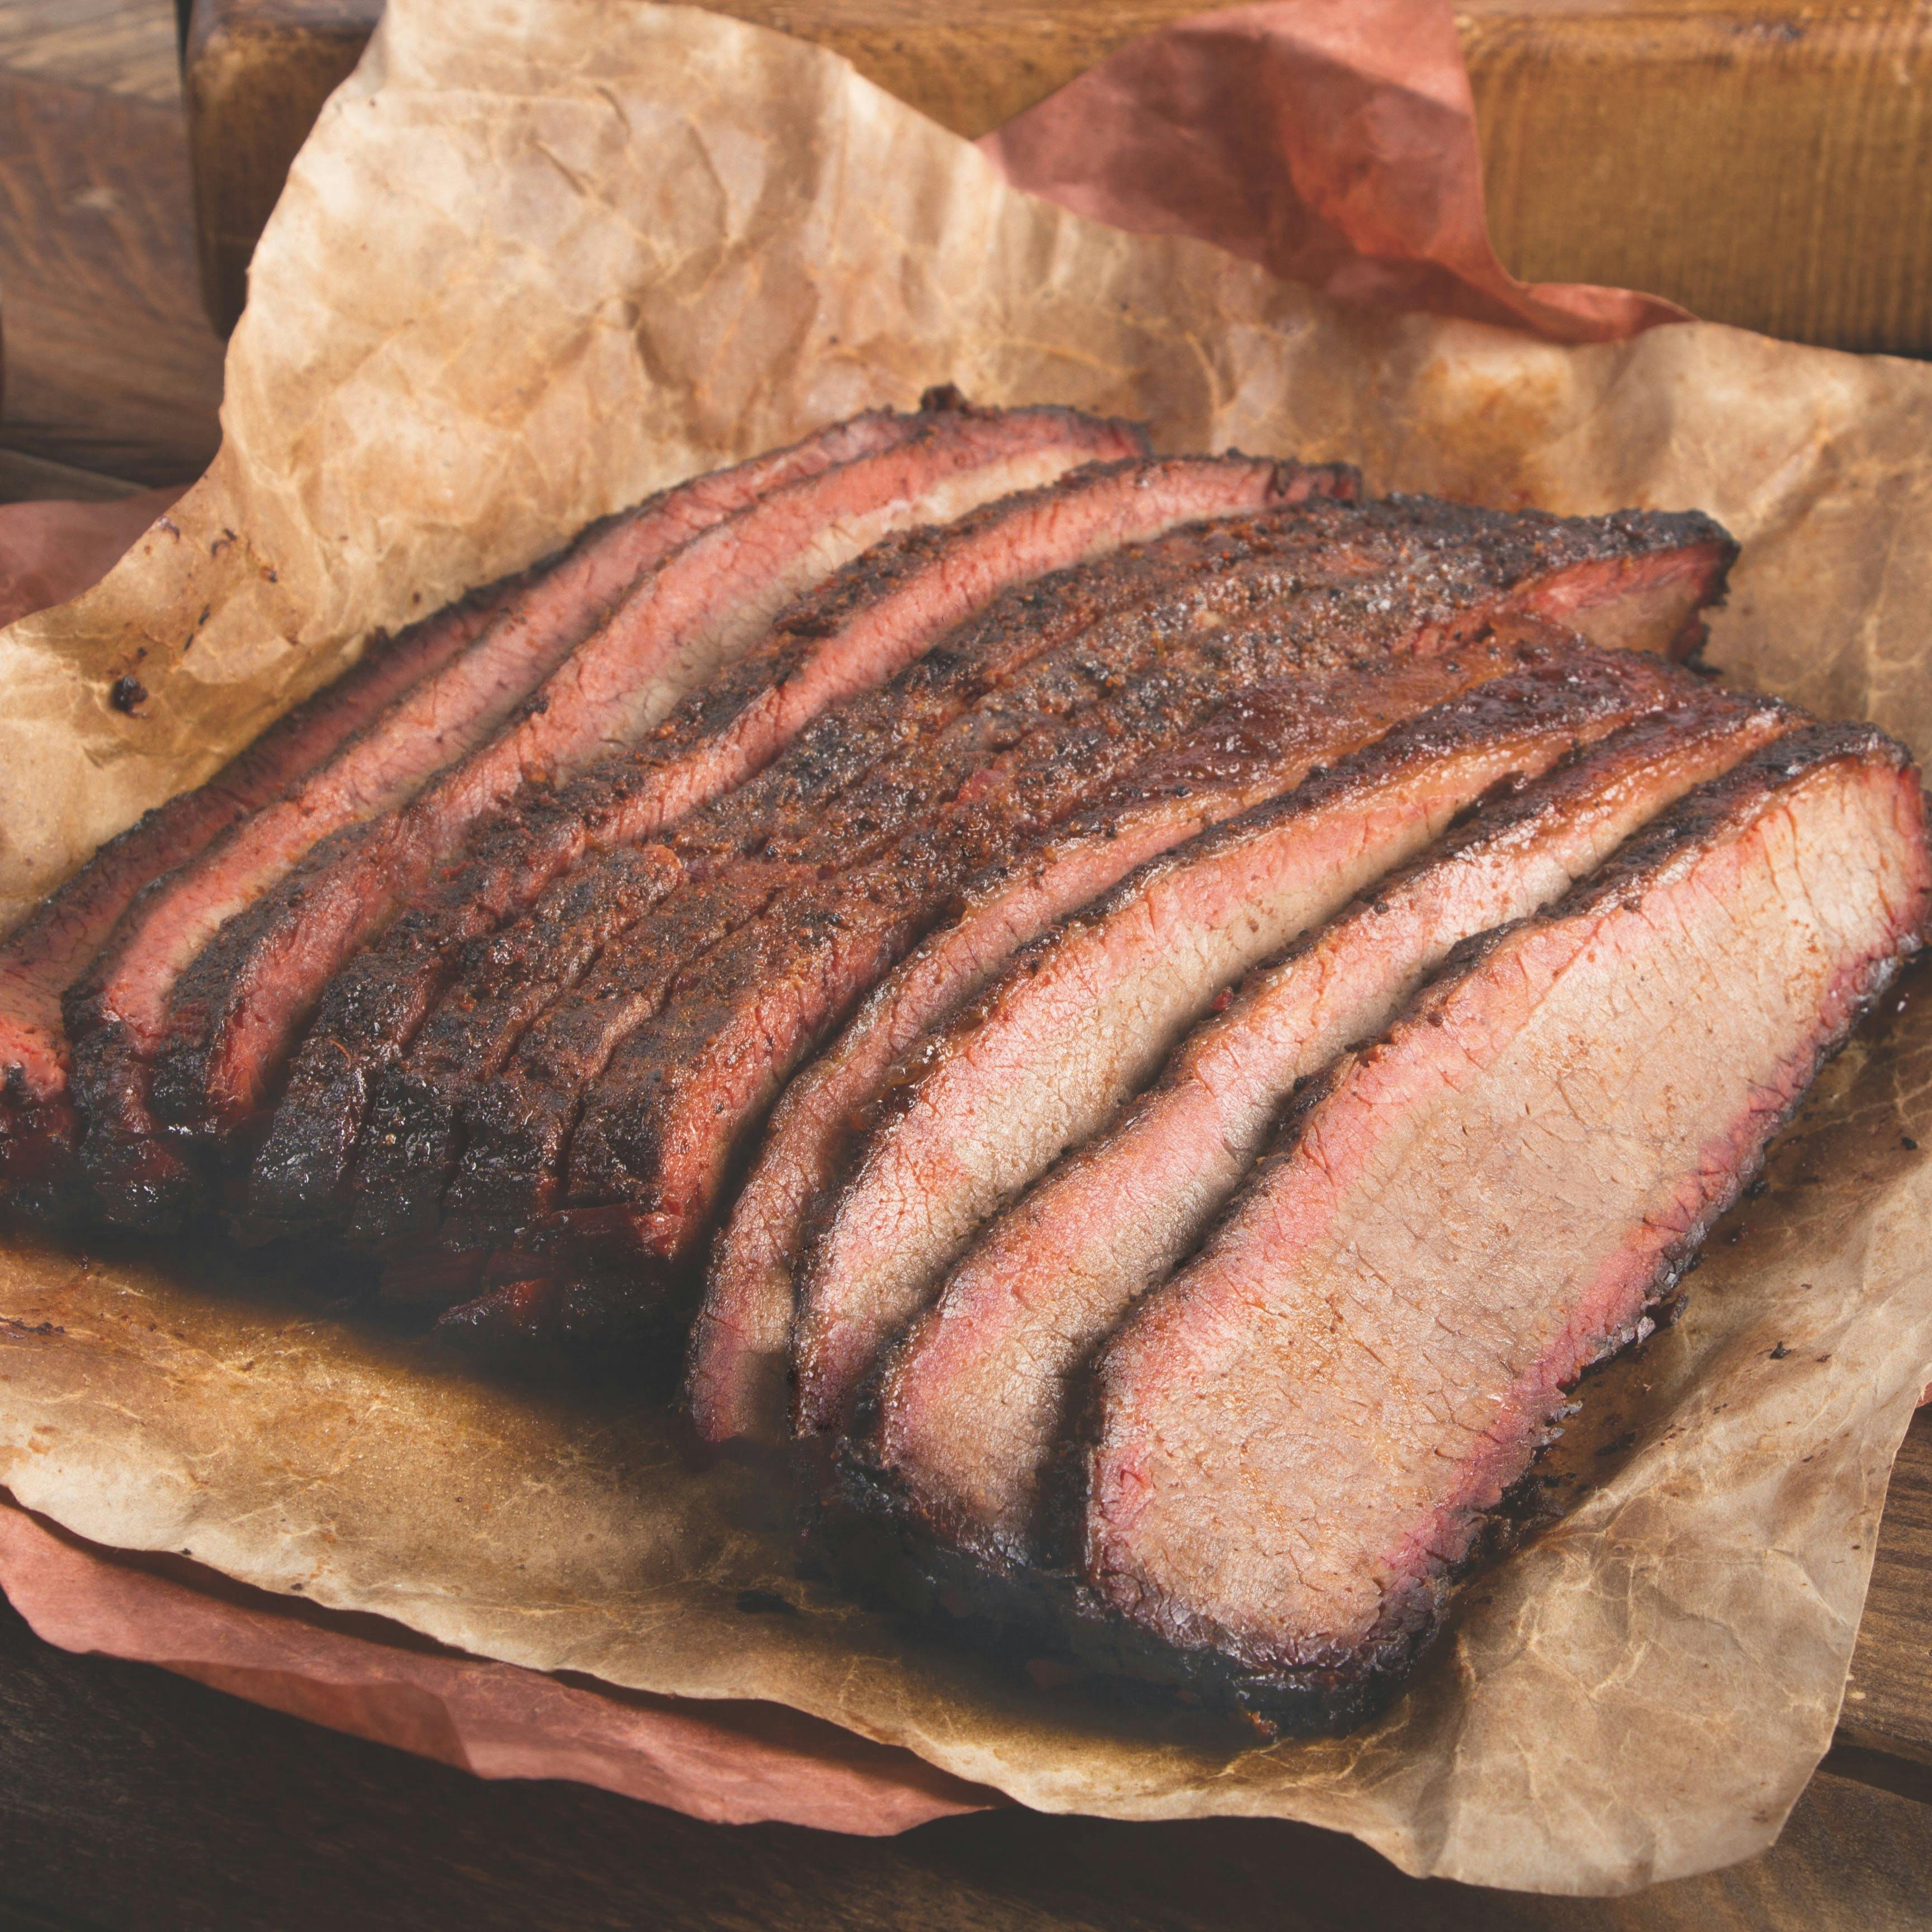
left=2, top=0, right=1931, bottom=1897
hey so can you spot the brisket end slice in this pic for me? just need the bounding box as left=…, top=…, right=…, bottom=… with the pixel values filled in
left=1493, top=505, right=1735, bottom=661
left=788, top=642, right=1703, bottom=1440
left=1079, top=723, right=1931, bottom=1733
left=860, top=686, right=1800, bottom=1566
left=0, top=582, right=517, bottom=1220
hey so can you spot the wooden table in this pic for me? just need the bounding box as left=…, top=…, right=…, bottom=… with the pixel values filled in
left=1, top=7, right=1928, bottom=1926
left=0, top=0, right=221, bottom=499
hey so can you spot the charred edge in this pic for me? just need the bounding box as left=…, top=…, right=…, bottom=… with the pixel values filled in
left=147, top=816, right=386, bottom=1149
left=425, top=1248, right=701, bottom=1387
left=0, top=1093, right=86, bottom=1224
left=811, top=1469, right=1401, bottom=1741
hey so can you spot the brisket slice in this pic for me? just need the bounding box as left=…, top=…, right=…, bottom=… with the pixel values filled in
left=60, top=405, right=927, bottom=1225
left=250, top=471, right=1353, bottom=1246
left=319, top=455, right=1330, bottom=1239
left=0, top=583, right=515, bottom=1218
left=1079, top=724, right=1931, bottom=1734
left=860, top=688, right=1798, bottom=1564
left=790, top=645, right=1699, bottom=1439
left=691, top=515, right=1736, bottom=1440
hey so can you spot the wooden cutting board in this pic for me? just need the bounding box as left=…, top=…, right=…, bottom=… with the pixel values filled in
left=184, top=0, right=1932, bottom=353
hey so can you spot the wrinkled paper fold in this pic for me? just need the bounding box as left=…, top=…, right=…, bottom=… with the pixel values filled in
left=2, top=0, right=1931, bottom=1895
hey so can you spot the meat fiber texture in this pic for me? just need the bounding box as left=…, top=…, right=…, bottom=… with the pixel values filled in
left=5, top=0, right=1932, bottom=1897
left=348, top=490, right=1488, bottom=1277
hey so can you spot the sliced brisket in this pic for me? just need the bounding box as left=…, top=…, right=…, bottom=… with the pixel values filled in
left=0, top=584, right=515, bottom=1218
left=302, top=454, right=1335, bottom=1239
left=789, top=645, right=1701, bottom=1438
left=564, top=515, right=1732, bottom=1287
left=1079, top=725, right=1930, bottom=1732
left=691, top=510, right=1736, bottom=1438
left=860, top=688, right=1798, bottom=1562
left=78, top=403, right=1116, bottom=1223
left=381, top=488, right=1473, bottom=1257
left=253, top=474, right=1364, bottom=1245
left=455, top=581, right=1508, bottom=1276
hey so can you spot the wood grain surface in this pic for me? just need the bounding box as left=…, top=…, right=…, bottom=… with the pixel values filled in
left=183, top=0, right=377, bottom=335
left=0, top=0, right=178, bottom=100
left=1461, top=1, right=1932, bottom=357
left=1842, top=1407, right=1932, bottom=1792
left=0, top=15, right=222, bottom=493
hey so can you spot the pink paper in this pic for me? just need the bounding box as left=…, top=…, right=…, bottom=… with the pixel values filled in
left=981, top=0, right=1688, bottom=344
left=0, top=1498, right=992, bottom=1831
left=0, top=486, right=187, bottom=631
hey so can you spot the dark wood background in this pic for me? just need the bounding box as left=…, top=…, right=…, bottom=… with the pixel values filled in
left=0, top=0, right=221, bottom=498
left=0, top=6, right=1927, bottom=1925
